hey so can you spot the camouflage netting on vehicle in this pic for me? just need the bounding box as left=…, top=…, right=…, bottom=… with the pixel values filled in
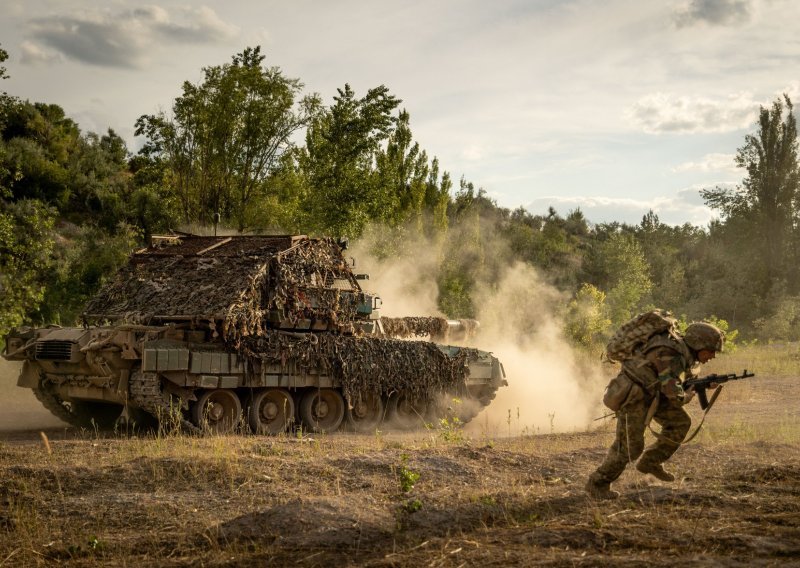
left=380, top=317, right=479, bottom=340
left=235, top=331, right=474, bottom=404
left=84, top=236, right=366, bottom=333
left=380, top=317, right=450, bottom=338
left=83, top=255, right=263, bottom=323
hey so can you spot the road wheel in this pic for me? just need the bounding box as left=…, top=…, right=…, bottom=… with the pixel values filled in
left=345, top=392, right=385, bottom=432
left=249, top=389, right=295, bottom=435
left=299, top=389, right=345, bottom=433
left=191, top=389, right=242, bottom=434
left=387, top=392, right=428, bottom=430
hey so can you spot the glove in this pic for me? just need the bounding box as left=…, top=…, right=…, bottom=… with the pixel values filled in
left=660, top=377, right=686, bottom=403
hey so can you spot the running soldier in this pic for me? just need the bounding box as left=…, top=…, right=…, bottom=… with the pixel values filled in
left=586, top=319, right=724, bottom=499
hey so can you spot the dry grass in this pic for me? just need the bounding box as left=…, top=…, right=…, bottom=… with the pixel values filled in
left=0, top=345, right=798, bottom=566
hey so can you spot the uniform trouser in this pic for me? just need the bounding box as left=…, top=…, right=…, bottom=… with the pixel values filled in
left=592, top=389, right=691, bottom=484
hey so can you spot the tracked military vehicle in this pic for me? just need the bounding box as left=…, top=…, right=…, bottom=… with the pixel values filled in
left=3, top=235, right=506, bottom=434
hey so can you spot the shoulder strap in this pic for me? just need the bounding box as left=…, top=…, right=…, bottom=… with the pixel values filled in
left=643, top=332, right=693, bottom=364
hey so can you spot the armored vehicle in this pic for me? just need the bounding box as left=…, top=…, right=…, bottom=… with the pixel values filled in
left=3, top=235, right=506, bottom=434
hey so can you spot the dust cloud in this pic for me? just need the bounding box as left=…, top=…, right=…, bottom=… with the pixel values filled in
left=351, top=237, right=442, bottom=318
left=354, top=228, right=607, bottom=436
left=468, top=262, right=604, bottom=435
left=0, top=359, right=66, bottom=431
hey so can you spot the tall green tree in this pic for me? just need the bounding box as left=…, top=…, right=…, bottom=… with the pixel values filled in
left=136, top=46, right=321, bottom=230
left=702, top=95, right=800, bottom=293
left=635, top=211, right=692, bottom=310
left=374, top=109, right=429, bottom=226
left=0, top=46, right=58, bottom=338
left=423, top=157, right=451, bottom=235
left=299, top=84, right=400, bottom=237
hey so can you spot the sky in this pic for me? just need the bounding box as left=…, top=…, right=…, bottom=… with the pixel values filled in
left=1, top=0, right=799, bottom=227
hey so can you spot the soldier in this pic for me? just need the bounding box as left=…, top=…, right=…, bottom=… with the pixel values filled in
left=586, top=321, right=725, bottom=499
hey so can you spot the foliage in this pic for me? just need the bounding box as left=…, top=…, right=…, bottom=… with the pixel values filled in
left=37, top=223, right=140, bottom=325
left=400, top=497, right=423, bottom=514
left=437, top=413, right=465, bottom=443
left=396, top=454, right=420, bottom=493
left=135, top=46, right=321, bottom=231
left=751, top=294, right=800, bottom=342
left=0, top=43, right=8, bottom=81
left=299, top=83, right=401, bottom=237
left=0, top=199, right=55, bottom=337
left=1, top=43, right=799, bottom=349
left=701, top=95, right=800, bottom=327
left=564, top=283, right=611, bottom=348
left=585, top=230, right=652, bottom=327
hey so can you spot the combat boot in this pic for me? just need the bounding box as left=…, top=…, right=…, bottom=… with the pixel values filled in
left=635, top=461, right=675, bottom=482
left=585, top=473, right=620, bottom=500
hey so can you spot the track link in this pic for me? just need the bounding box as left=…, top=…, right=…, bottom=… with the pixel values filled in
left=32, top=385, right=91, bottom=427
left=129, top=370, right=199, bottom=433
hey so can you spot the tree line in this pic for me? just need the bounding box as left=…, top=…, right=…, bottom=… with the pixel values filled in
left=1, top=45, right=799, bottom=347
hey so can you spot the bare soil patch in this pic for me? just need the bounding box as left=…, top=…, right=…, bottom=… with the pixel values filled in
left=0, top=363, right=798, bottom=566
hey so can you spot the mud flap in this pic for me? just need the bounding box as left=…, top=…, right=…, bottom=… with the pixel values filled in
left=17, top=360, right=41, bottom=388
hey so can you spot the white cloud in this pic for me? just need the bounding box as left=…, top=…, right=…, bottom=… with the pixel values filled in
left=26, top=5, right=239, bottom=69
left=461, top=145, right=484, bottom=161
left=19, top=40, right=63, bottom=65
left=673, top=0, right=755, bottom=28
left=673, top=153, right=737, bottom=173
left=525, top=185, right=730, bottom=227
left=627, top=91, right=760, bottom=134
left=135, top=6, right=239, bottom=43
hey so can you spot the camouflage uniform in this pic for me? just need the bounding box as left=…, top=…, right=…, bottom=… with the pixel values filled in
left=589, top=331, right=697, bottom=490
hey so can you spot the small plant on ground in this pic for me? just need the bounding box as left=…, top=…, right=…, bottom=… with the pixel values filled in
left=401, top=498, right=423, bottom=513
left=396, top=453, right=420, bottom=493
left=438, top=416, right=464, bottom=442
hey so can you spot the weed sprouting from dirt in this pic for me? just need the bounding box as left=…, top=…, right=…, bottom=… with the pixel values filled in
left=396, top=453, right=421, bottom=493
left=437, top=417, right=464, bottom=442
left=401, top=498, right=423, bottom=514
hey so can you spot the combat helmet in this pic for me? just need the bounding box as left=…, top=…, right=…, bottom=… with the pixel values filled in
left=684, top=322, right=724, bottom=353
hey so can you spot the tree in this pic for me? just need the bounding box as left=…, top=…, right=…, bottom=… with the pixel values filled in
left=136, top=46, right=320, bottom=230
left=0, top=43, right=8, bottom=81
left=37, top=223, right=139, bottom=325
left=0, top=199, right=55, bottom=336
left=299, top=84, right=401, bottom=237
left=701, top=95, right=800, bottom=293
left=565, top=283, right=611, bottom=348
left=635, top=210, right=691, bottom=310
left=374, top=109, right=430, bottom=226
left=423, top=157, right=451, bottom=235
left=585, top=231, right=652, bottom=326
left=0, top=44, right=12, bottom=200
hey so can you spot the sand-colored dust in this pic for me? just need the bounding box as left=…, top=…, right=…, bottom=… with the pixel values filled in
left=0, top=358, right=66, bottom=431
left=353, top=234, right=609, bottom=436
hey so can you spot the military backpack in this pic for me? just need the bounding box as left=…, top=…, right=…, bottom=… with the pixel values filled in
left=604, top=309, right=678, bottom=363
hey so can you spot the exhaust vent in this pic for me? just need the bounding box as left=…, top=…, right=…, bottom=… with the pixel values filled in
left=35, top=340, right=77, bottom=361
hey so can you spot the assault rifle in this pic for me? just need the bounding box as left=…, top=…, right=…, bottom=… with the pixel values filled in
left=684, top=370, right=755, bottom=410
